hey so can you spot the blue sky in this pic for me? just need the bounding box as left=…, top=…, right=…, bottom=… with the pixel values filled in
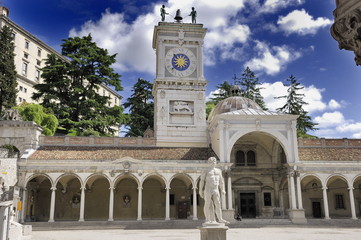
left=4, top=0, right=361, bottom=138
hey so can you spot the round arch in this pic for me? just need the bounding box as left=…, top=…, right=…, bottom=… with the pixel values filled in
left=24, top=174, right=53, bottom=222
left=300, top=174, right=323, bottom=219
left=114, top=174, right=139, bottom=220
left=326, top=174, right=351, bottom=218
left=142, top=174, right=167, bottom=219
left=227, top=130, right=292, bottom=163
left=53, top=173, right=82, bottom=221
left=83, top=174, right=111, bottom=220
left=169, top=173, right=193, bottom=219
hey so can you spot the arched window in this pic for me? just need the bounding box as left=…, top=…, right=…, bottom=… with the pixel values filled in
left=235, top=150, right=256, bottom=167
left=247, top=150, right=256, bottom=166
left=236, top=151, right=245, bottom=166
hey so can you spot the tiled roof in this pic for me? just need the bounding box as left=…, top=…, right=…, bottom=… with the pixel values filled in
left=28, top=146, right=217, bottom=161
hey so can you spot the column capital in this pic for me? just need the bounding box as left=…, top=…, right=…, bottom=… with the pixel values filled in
left=80, top=187, right=86, bottom=190
left=50, top=187, right=57, bottom=191
left=137, top=187, right=143, bottom=190
left=331, top=6, right=361, bottom=65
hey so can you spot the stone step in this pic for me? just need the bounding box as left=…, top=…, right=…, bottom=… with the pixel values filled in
left=26, top=219, right=293, bottom=231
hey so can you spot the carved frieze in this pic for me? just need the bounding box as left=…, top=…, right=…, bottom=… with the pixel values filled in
left=331, top=8, right=361, bottom=65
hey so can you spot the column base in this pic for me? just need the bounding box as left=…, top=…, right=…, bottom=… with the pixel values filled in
left=78, top=219, right=84, bottom=222
left=199, top=224, right=228, bottom=240
left=288, top=209, right=307, bottom=224
left=48, top=220, right=54, bottom=223
left=108, top=218, right=114, bottom=221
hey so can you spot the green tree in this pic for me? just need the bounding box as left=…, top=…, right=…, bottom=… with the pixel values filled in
left=32, top=35, right=127, bottom=136
left=0, top=25, right=17, bottom=116
left=14, top=103, right=58, bottom=136
left=276, top=75, right=318, bottom=137
left=240, top=67, right=267, bottom=110
left=123, top=78, right=154, bottom=137
left=208, top=81, right=232, bottom=104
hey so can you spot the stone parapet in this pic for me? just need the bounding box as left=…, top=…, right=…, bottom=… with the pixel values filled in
left=39, top=136, right=156, bottom=147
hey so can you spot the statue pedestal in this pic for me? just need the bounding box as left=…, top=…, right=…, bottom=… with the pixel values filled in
left=199, top=223, right=228, bottom=240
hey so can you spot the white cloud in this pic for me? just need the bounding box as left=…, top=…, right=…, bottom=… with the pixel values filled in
left=260, top=82, right=343, bottom=114
left=69, top=1, right=251, bottom=73
left=277, top=9, right=332, bottom=35
left=244, top=41, right=301, bottom=75
left=261, top=0, right=305, bottom=13
left=314, top=111, right=345, bottom=128
left=69, top=9, right=157, bottom=73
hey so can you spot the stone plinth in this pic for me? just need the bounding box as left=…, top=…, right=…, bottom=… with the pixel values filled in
left=288, top=209, right=307, bottom=224
left=199, top=223, right=228, bottom=240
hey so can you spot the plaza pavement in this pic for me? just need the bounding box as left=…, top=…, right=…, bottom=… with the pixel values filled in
left=31, top=227, right=361, bottom=240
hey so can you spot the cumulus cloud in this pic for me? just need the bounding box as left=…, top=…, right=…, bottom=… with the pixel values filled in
left=277, top=9, right=332, bottom=35
left=260, top=0, right=305, bottom=13
left=69, top=0, right=251, bottom=73
left=259, top=82, right=343, bottom=114
left=69, top=9, right=157, bottom=73
left=244, top=41, right=301, bottom=75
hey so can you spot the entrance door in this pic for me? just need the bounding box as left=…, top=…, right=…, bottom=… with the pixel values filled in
left=178, top=201, right=189, bottom=219
left=239, top=193, right=256, bottom=218
left=312, top=202, right=322, bottom=218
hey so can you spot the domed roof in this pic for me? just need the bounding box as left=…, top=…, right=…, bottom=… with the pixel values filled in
left=208, top=96, right=263, bottom=121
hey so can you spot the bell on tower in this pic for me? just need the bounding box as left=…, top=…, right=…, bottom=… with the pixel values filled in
left=174, top=9, right=183, bottom=23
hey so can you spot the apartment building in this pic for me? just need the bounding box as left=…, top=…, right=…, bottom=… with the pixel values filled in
left=0, top=6, right=121, bottom=107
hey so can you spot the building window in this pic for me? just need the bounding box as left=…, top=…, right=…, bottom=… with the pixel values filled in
left=335, top=194, right=345, bottom=209
left=23, top=53, right=29, bottom=59
left=24, top=88, right=27, bottom=93
left=35, top=70, right=40, bottom=81
left=36, top=59, right=41, bottom=66
left=19, top=86, right=23, bottom=91
left=236, top=151, right=245, bottom=166
left=236, top=150, right=256, bottom=166
left=22, top=62, right=28, bottom=75
left=25, top=40, right=29, bottom=49
left=247, top=151, right=256, bottom=166
left=37, top=48, right=42, bottom=57
left=264, top=192, right=272, bottom=206
left=11, top=32, right=16, bottom=40
left=18, top=97, right=22, bottom=102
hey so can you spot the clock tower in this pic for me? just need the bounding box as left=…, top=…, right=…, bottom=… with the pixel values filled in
left=152, top=21, right=208, bottom=147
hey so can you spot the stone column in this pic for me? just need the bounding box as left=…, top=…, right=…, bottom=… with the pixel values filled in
left=165, top=187, right=170, bottom=220
left=295, top=171, right=303, bottom=209
left=137, top=187, right=143, bottom=221
left=79, top=187, right=85, bottom=222
left=348, top=187, right=357, bottom=220
left=227, top=171, right=233, bottom=210
left=21, top=188, right=27, bottom=223
left=192, top=186, right=198, bottom=220
left=48, top=187, right=56, bottom=222
left=288, top=172, right=297, bottom=209
left=322, top=187, right=330, bottom=219
left=279, top=189, right=284, bottom=209
left=108, top=187, right=114, bottom=221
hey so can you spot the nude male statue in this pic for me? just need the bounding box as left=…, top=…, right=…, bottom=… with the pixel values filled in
left=199, top=157, right=229, bottom=224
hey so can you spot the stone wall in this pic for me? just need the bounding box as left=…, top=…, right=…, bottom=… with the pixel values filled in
left=298, top=138, right=361, bottom=161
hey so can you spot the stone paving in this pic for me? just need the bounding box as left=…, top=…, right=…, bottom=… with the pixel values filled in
left=31, top=227, right=361, bottom=240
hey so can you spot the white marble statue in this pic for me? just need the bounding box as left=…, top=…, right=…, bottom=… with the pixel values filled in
left=199, top=157, right=229, bottom=224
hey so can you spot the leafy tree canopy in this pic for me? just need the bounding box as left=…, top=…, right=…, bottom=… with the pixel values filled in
left=276, top=75, right=318, bottom=137
left=32, top=35, right=127, bottom=136
left=14, top=103, right=58, bottom=136
left=123, top=78, right=154, bottom=137
left=240, top=67, right=267, bottom=110
left=0, top=25, right=17, bottom=116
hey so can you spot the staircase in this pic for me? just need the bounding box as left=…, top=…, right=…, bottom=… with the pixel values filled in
left=26, top=219, right=294, bottom=231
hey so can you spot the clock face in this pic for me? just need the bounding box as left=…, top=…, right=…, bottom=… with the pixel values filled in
left=165, top=48, right=196, bottom=77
